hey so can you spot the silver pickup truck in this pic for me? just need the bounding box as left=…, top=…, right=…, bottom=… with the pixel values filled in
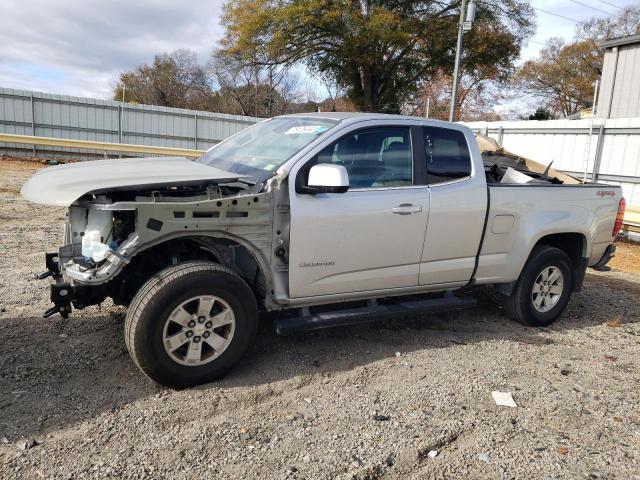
left=22, top=113, right=625, bottom=388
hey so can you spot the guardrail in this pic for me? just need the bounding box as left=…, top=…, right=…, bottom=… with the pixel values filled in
left=0, top=133, right=205, bottom=158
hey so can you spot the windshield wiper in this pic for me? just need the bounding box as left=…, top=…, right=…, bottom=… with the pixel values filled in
left=236, top=178, right=257, bottom=186
left=217, top=178, right=255, bottom=189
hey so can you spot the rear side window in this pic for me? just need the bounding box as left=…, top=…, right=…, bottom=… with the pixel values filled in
left=423, top=127, right=471, bottom=184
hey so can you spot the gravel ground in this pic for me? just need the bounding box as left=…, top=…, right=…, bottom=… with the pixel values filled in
left=1, top=159, right=639, bottom=480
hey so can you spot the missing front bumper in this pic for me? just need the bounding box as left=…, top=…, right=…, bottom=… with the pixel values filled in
left=41, top=279, right=73, bottom=319
left=38, top=251, right=108, bottom=318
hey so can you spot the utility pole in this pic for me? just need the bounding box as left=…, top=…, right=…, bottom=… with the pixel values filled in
left=119, top=82, right=126, bottom=143
left=449, top=0, right=476, bottom=122
left=118, top=82, right=126, bottom=158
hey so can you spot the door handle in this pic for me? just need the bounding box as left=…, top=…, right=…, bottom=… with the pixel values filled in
left=392, top=204, right=423, bottom=215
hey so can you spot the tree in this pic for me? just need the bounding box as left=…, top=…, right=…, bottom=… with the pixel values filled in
left=528, top=107, right=554, bottom=120
left=211, top=49, right=301, bottom=117
left=407, top=69, right=505, bottom=121
left=513, top=7, right=640, bottom=118
left=219, top=0, right=534, bottom=113
left=513, top=38, right=602, bottom=118
left=112, top=48, right=317, bottom=116
left=576, top=5, right=640, bottom=41
left=316, top=72, right=348, bottom=112
left=113, top=50, right=217, bottom=110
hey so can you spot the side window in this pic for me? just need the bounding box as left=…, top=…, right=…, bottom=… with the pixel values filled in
left=313, top=127, right=413, bottom=189
left=423, top=127, right=471, bottom=184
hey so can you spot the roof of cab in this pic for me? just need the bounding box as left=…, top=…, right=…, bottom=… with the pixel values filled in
left=280, top=111, right=455, bottom=128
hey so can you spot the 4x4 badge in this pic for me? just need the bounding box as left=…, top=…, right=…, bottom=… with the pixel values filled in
left=597, top=190, right=615, bottom=197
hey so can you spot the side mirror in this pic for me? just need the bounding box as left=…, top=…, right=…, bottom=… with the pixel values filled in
left=302, top=164, right=349, bottom=194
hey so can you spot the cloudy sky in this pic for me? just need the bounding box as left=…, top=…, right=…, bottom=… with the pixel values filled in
left=0, top=0, right=637, bottom=101
left=0, top=0, right=224, bottom=98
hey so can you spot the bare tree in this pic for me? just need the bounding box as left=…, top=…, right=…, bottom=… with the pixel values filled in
left=211, top=49, right=302, bottom=117
left=576, top=6, right=640, bottom=41
left=315, top=73, right=346, bottom=112
left=406, top=70, right=503, bottom=121
left=114, top=50, right=217, bottom=110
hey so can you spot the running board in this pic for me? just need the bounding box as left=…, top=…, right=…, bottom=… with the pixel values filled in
left=273, top=295, right=476, bottom=335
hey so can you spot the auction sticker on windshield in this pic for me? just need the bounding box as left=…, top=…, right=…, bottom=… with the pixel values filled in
left=284, top=125, right=329, bottom=135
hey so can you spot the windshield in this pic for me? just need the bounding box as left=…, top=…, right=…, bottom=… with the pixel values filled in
left=197, top=116, right=339, bottom=183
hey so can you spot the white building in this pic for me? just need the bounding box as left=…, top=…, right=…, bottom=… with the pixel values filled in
left=596, top=33, right=640, bottom=119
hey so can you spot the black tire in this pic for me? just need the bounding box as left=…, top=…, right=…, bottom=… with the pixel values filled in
left=124, top=261, right=258, bottom=389
left=502, top=246, right=574, bottom=327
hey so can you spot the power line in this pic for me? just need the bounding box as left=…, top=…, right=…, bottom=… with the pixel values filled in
left=593, top=0, right=625, bottom=10
left=532, top=6, right=580, bottom=24
left=527, top=39, right=550, bottom=46
left=567, top=0, right=615, bottom=16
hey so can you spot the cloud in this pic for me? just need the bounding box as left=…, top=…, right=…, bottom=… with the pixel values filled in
left=0, top=0, right=225, bottom=98
left=1, top=0, right=635, bottom=103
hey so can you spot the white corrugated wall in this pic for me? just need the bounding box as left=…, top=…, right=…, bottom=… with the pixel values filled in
left=464, top=118, right=640, bottom=207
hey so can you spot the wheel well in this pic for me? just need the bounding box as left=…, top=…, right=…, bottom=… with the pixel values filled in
left=533, top=233, right=586, bottom=267
left=495, top=232, right=588, bottom=296
left=110, top=236, right=267, bottom=308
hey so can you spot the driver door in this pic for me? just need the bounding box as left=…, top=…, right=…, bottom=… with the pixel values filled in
left=288, top=125, right=430, bottom=299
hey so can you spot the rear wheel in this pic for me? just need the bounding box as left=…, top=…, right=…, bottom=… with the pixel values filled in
left=125, top=261, right=258, bottom=389
left=502, top=246, right=574, bottom=327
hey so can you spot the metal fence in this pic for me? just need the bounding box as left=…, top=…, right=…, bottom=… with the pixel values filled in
left=0, top=87, right=259, bottom=160
left=464, top=118, right=640, bottom=208
left=2, top=88, right=638, bottom=207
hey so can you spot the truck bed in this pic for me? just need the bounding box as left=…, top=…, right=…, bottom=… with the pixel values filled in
left=476, top=134, right=582, bottom=185
left=475, top=181, right=622, bottom=285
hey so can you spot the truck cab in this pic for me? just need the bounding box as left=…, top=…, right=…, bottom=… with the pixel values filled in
left=286, top=116, right=486, bottom=299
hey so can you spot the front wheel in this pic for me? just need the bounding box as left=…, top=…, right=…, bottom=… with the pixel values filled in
left=124, top=262, right=258, bottom=389
left=502, top=246, right=574, bottom=327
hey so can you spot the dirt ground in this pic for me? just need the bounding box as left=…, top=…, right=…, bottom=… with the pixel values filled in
left=609, top=241, right=640, bottom=273
left=1, top=159, right=639, bottom=480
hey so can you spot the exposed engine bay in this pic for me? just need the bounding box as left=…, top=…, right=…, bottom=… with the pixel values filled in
left=44, top=178, right=287, bottom=317
left=70, top=181, right=258, bottom=264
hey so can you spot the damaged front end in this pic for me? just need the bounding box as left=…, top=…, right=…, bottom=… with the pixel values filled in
left=35, top=179, right=280, bottom=319
left=37, top=252, right=71, bottom=318
left=20, top=155, right=256, bottom=318
left=38, top=200, right=138, bottom=318
left=41, top=269, right=113, bottom=319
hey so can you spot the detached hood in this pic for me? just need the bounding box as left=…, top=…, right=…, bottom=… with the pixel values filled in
left=21, top=156, right=240, bottom=206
